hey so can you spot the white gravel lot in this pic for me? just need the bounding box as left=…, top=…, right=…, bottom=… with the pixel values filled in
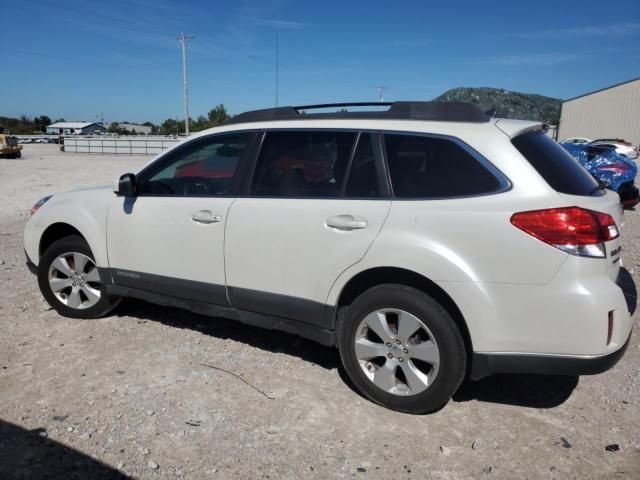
left=0, top=144, right=638, bottom=479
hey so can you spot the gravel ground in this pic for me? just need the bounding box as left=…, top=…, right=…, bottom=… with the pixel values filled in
left=1, top=144, right=639, bottom=479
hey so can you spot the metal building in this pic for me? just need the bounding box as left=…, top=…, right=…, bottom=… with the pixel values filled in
left=46, top=122, right=107, bottom=135
left=114, top=123, right=153, bottom=135
left=558, top=77, right=640, bottom=146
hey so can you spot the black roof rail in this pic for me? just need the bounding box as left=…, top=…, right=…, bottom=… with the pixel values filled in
left=224, top=101, right=490, bottom=125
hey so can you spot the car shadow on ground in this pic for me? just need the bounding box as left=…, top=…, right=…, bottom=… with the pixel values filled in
left=453, top=374, right=579, bottom=408
left=0, top=420, right=127, bottom=480
left=115, top=299, right=340, bottom=370
left=115, top=299, right=594, bottom=411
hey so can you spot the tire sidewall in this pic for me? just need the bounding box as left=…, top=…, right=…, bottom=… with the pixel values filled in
left=37, top=235, right=118, bottom=319
left=338, top=284, right=466, bottom=414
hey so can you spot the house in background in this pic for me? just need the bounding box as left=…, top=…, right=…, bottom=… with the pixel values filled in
left=46, top=122, right=107, bottom=135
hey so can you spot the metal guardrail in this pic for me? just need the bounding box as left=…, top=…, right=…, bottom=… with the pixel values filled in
left=63, top=136, right=181, bottom=155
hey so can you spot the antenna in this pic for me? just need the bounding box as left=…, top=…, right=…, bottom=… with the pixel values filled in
left=177, top=33, right=195, bottom=135
left=275, top=28, right=279, bottom=107
left=376, top=86, right=388, bottom=103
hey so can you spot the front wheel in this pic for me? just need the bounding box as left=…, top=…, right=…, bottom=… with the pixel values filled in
left=338, top=284, right=466, bottom=414
left=37, top=235, right=120, bottom=319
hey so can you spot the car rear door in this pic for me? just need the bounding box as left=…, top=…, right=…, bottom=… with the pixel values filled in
left=224, top=130, right=391, bottom=329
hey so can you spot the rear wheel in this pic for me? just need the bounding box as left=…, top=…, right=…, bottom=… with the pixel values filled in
left=338, top=284, right=466, bottom=413
left=37, top=235, right=120, bottom=319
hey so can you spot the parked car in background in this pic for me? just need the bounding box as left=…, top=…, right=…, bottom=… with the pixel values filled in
left=25, top=102, right=634, bottom=413
left=589, top=139, right=639, bottom=159
left=560, top=137, right=592, bottom=145
left=562, top=143, right=639, bottom=208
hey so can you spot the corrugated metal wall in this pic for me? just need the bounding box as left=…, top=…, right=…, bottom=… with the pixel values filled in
left=558, top=78, right=640, bottom=145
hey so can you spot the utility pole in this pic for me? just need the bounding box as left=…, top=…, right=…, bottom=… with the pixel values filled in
left=275, top=28, right=279, bottom=107
left=376, top=86, right=387, bottom=103
left=177, top=33, right=194, bottom=135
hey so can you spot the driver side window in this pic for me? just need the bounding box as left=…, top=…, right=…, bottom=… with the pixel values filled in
left=138, top=133, right=249, bottom=196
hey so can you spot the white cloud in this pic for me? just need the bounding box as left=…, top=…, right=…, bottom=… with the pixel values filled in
left=517, top=23, right=640, bottom=39
left=477, top=53, right=581, bottom=66
left=255, top=18, right=309, bottom=29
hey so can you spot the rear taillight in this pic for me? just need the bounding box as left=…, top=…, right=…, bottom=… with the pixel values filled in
left=511, top=207, right=619, bottom=258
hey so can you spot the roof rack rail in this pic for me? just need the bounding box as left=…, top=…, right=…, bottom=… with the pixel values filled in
left=224, top=101, right=489, bottom=125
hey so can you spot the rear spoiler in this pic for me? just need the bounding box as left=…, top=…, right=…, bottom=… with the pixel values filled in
left=494, top=119, right=546, bottom=138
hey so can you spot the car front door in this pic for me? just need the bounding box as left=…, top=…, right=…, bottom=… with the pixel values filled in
left=107, top=132, right=255, bottom=305
left=224, top=130, right=391, bottom=329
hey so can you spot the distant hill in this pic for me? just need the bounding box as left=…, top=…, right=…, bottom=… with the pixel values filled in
left=434, top=87, right=561, bottom=124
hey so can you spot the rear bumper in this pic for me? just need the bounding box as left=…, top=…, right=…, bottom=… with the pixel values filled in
left=470, top=332, right=631, bottom=380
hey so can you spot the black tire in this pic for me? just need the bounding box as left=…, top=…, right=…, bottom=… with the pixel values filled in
left=37, top=235, right=120, bottom=319
left=338, top=284, right=466, bottom=414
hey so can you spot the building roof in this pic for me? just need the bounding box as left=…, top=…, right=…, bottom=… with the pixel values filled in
left=564, top=76, right=640, bottom=103
left=47, top=122, right=100, bottom=129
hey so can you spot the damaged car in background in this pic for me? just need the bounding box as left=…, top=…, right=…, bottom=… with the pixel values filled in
left=589, top=138, right=639, bottom=160
left=562, top=142, right=639, bottom=209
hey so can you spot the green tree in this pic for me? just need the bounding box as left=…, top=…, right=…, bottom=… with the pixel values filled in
left=207, top=104, right=230, bottom=126
left=160, top=118, right=180, bottom=135
left=190, top=115, right=210, bottom=132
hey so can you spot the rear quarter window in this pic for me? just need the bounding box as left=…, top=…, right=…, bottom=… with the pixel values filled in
left=512, top=130, right=602, bottom=196
left=384, top=133, right=505, bottom=198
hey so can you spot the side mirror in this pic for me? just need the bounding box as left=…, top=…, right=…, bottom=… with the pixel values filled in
left=113, top=173, right=137, bottom=196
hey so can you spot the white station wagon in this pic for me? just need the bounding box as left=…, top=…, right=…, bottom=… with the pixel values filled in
left=24, top=102, right=633, bottom=413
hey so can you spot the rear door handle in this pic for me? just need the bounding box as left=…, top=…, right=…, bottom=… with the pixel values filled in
left=191, top=210, right=221, bottom=224
left=326, top=214, right=368, bottom=231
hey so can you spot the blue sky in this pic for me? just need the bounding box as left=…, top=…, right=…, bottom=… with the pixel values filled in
left=1, top=0, right=639, bottom=124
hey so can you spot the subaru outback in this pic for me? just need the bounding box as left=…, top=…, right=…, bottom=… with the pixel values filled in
left=24, top=102, right=633, bottom=413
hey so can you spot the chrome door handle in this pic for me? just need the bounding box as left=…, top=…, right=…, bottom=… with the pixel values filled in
left=191, top=210, right=221, bottom=224
left=326, top=214, right=368, bottom=231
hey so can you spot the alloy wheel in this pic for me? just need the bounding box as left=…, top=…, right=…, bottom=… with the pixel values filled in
left=354, top=309, right=440, bottom=396
left=47, top=252, right=101, bottom=309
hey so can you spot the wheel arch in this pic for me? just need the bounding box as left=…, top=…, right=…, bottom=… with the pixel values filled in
left=40, top=223, right=91, bottom=260
left=334, top=266, right=474, bottom=363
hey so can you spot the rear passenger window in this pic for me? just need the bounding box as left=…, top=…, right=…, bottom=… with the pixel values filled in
left=384, top=134, right=502, bottom=198
left=252, top=131, right=356, bottom=197
left=345, top=134, right=381, bottom=198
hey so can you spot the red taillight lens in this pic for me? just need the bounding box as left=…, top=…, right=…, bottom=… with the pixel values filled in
left=511, top=207, right=619, bottom=257
left=597, top=162, right=632, bottom=176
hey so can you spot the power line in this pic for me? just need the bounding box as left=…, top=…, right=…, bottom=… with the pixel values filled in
left=177, top=33, right=194, bottom=135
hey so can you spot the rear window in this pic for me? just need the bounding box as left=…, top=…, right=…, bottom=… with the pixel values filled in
left=512, top=130, right=602, bottom=196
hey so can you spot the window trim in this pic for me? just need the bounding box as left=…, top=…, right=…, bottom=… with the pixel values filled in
left=243, top=128, right=391, bottom=200
left=339, top=131, right=361, bottom=197
left=381, top=130, right=511, bottom=200
left=134, top=130, right=259, bottom=198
